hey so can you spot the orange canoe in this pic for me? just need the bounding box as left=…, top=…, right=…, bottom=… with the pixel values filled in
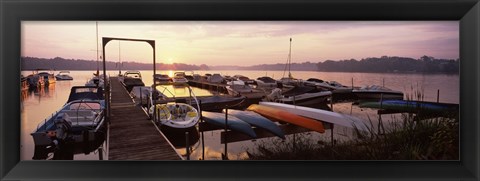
left=247, top=104, right=325, bottom=133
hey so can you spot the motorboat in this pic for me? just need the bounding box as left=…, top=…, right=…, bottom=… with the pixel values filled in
left=148, top=85, right=201, bottom=129
left=55, top=71, right=73, bottom=81
left=352, top=85, right=403, bottom=100
left=153, top=74, right=172, bottom=85
left=21, top=76, right=29, bottom=91
left=85, top=74, right=108, bottom=88
left=130, top=86, right=166, bottom=106
left=26, top=73, right=45, bottom=89
left=172, top=72, right=188, bottom=85
left=304, top=78, right=350, bottom=91
left=265, top=85, right=332, bottom=107
left=37, top=70, right=56, bottom=85
left=233, top=75, right=255, bottom=84
left=226, top=80, right=265, bottom=99
left=207, top=73, right=225, bottom=84
left=121, top=71, right=145, bottom=92
left=195, top=95, right=246, bottom=111
left=255, top=76, right=278, bottom=90
left=31, top=86, right=106, bottom=160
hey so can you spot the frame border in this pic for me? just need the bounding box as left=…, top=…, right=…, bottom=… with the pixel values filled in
left=1, top=0, right=479, bottom=180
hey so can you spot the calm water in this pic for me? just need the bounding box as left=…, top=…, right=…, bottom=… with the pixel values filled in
left=20, top=70, right=459, bottom=160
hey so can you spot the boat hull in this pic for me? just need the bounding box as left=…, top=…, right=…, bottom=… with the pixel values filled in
left=259, top=102, right=368, bottom=131
left=247, top=104, right=325, bottom=133
left=227, top=109, right=285, bottom=139
left=353, top=91, right=403, bottom=100
left=202, top=111, right=257, bottom=138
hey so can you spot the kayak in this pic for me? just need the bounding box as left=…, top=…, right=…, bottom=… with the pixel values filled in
left=359, top=100, right=459, bottom=113
left=226, top=109, right=285, bottom=139
left=201, top=111, right=256, bottom=138
left=247, top=104, right=325, bottom=133
left=259, top=102, right=368, bottom=131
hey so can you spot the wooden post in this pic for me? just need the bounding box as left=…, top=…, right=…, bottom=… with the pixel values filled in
left=224, top=108, right=228, bottom=160
left=185, top=132, right=190, bottom=160
left=200, top=100, right=205, bottom=160
left=330, top=123, right=334, bottom=147
left=98, top=147, right=103, bottom=160
left=437, top=89, right=440, bottom=103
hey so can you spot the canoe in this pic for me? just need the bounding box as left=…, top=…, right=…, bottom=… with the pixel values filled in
left=247, top=104, right=325, bottom=133
left=359, top=100, right=459, bottom=113
left=201, top=111, right=257, bottom=138
left=226, top=109, right=285, bottom=139
left=259, top=102, right=368, bottom=131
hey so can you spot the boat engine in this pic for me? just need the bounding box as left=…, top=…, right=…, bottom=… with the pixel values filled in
left=266, top=88, right=283, bottom=101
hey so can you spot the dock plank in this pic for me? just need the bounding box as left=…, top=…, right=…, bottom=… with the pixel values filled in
left=108, top=77, right=182, bottom=160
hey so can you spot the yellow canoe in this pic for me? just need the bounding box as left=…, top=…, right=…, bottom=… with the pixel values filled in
left=247, top=104, right=325, bottom=133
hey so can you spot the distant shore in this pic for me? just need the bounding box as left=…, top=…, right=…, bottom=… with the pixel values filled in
left=21, top=55, right=459, bottom=74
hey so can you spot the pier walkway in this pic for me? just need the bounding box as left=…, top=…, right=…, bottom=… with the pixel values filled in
left=108, top=77, right=182, bottom=160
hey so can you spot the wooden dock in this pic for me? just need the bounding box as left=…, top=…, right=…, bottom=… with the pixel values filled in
left=107, top=77, right=182, bottom=160
left=188, top=80, right=228, bottom=94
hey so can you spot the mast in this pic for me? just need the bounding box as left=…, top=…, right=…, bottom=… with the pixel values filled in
left=119, top=41, right=121, bottom=75
left=288, top=38, right=292, bottom=78
left=96, top=21, right=99, bottom=76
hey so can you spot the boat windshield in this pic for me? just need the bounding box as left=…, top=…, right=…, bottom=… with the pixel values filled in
left=68, top=102, right=102, bottom=110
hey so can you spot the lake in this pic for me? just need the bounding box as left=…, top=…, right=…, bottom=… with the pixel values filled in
left=20, top=70, right=459, bottom=160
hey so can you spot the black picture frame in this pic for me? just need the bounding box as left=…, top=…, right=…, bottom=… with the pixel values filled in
left=1, top=0, right=479, bottom=180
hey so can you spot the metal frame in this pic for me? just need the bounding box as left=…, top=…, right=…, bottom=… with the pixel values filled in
left=101, top=37, right=156, bottom=122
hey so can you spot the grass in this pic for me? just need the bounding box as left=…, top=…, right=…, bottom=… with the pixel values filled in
left=246, top=114, right=458, bottom=160
left=247, top=84, right=459, bottom=160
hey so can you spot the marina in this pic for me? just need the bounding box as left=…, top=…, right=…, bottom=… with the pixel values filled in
left=19, top=21, right=459, bottom=161
left=20, top=70, right=459, bottom=160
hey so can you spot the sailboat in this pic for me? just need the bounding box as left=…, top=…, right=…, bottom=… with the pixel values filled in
left=265, top=38, right=332, bottom=107
left=277, top=38, right=300, bottom=87
left=85, top=22, right=108, bottom=88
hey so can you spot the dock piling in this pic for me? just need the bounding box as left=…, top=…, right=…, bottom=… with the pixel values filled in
left=186, top=132, right=190, bottom=160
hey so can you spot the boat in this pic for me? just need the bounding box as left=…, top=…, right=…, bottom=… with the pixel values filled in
left=153, top=74, right=172, bottom=85
left=226, top=109, right=285, bottom=139
left=121, top=71, right=145, bottom=92
left=172, top=72, right=188, bottom=85
left=67, top=86, right=104, bottom=103
left=148, top=102, right=200, bottom=128
left=37, top=70, right=56, bottom=85
left=85, top=74, right=108, bottom=88
left=352, top=85, right=403, bottom=100
left=359, top=100, right=459, bottom=114
left=207, top=73, right=226, bottom=84
left=26, top=73, right=45, bottom=89
left=259, top=102, right=368, bottom=131
left=21, top=76, right=29, bottom=91
left=148, top=85, right=202, bottom=129
left=31, top=86, right=106, bottom=160
left=247, top=104, right=325, bottom=133
left=265, top=85, right=332, bottom=107
left=233, top=75, right=255, bottom=84
left=226, top=80, right=265, bottom=99
left=255, top=76, right=278, bottom=90
left=304, top=78, right=350, bottom=91
left=55, top=71, right=73, bottom=81
left=201, top=111, right=257, bottom=138
left=196, top=95, right=246, bottom=111
left=130, top=86, right=166, bottom=106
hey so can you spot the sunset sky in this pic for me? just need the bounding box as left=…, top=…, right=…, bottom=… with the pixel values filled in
left=21, top=21, right=459, bottom=66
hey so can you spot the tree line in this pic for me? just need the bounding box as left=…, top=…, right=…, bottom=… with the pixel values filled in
left=317, top=56, right=459, bottom=73
left=21, top=57, right=210, bottom=71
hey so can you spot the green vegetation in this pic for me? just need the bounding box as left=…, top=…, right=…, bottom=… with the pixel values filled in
left=246, top=114, right=459, bottom=160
